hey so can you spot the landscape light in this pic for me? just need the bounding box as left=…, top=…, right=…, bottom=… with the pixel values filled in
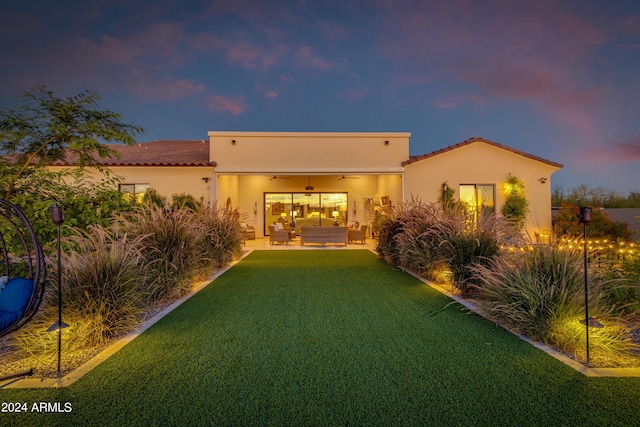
left=577, top=207, right=592, bottom=364
left=48, top=203, right=68, bottom=375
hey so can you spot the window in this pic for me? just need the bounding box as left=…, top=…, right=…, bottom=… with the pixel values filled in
left=119, top=184, right=150, bottom=203
left=459, top=184, right=495, bottom=222
left=264, top=192, right=348, bottom=235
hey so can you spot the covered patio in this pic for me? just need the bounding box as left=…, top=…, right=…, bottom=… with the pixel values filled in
left=209, top=131, right=410, bottom=238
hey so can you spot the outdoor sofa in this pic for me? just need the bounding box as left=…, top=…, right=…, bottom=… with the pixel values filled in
left=300, top=226, right=348, bottom=246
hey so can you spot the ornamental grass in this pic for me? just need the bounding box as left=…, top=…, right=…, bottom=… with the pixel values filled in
left=376, top=198, right=449, bottom=273
left=117, top=204, right=210, bottom=303
left=432, top=212, right=521, bottom=295
left=392, top=201, right=449, bottom=279
left=15, top=226, right=148, bottom=363
left=377, top=197, right=520, bottom=295
left=4, top=201, right=245, bottom=377
left=193, top=205, right=244, bottom=268
left=471, top=245, right=638, bottom=365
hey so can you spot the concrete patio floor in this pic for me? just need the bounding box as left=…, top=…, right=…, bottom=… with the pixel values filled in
left=243, top=236, right=378, bottom=250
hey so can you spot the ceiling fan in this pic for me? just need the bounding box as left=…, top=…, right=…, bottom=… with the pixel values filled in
left=338, top=175, right=360, bottom=180
left=305, top=176, right=314, bottom=191
left=269, top=175, right=291, bottom=180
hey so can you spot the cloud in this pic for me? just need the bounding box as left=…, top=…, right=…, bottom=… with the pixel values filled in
left=264, top=90, right=278, bottom=99
left=579, top=134, right=640, bottom=168
left=128, top=74, right=205, bottom=101
left=225, top=41, right=286, bottom=69
left=207, top=94, right=248, bottom=116
left=340, top=88, right=369, bottom=102
left=606, top=136, right=640, bottom=160
left=296, top=46, right=335, bottom=70
left=0, top=16, right=213, bottom=101
left=622, top=14, right=640, bottom=35
left=376, top=0, right=606, bottom=106
left=432, top=94, right=487, bottom=109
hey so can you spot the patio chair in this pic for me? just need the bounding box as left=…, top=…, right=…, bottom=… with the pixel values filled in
left=268, top=225, right=290, bottom=245
left=0, top=199, right=46, bottom=339
left=240, top=222, right=255, bottom=245
left=348, top=225, right=369, bottom=244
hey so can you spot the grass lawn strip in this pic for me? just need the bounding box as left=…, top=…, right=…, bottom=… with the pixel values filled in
left=0, top=250, right=639, bottom=426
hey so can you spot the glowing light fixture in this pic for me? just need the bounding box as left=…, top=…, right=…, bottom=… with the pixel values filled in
left=580, top=317, right=604, bottom=329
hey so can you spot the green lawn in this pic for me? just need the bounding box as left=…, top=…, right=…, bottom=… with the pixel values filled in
left=1, top=250, right=639, bottom=426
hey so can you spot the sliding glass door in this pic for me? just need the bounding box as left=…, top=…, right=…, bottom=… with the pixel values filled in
left=264, top=192, right=348, bottom=235
left=459, top=184, right=495, bottom=223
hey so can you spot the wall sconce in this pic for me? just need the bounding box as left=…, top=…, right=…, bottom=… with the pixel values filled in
left=538, top=177, right=547, bottom=184
left=202, top=177, right=211, bottom=183
left=353, top=201, right=357, bottom=215
left=231, top=139, right=236, bottom=145
left=254, top=202, right=258, bottom=215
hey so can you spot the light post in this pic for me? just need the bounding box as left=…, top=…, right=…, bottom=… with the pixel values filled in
left=47, top=203, right=68, bottom=375
left=577, top=206, right=592, bottom=365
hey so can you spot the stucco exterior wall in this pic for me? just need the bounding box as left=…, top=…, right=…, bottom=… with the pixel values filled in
left=209, top=132, right=410, bottom=173
left=49, top=165, right=216, bottom=205
left=404, top=142, right=561, bottom=237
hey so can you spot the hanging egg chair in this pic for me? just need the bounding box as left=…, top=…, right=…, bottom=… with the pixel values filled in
left=0, top=198, right=46, bottom=338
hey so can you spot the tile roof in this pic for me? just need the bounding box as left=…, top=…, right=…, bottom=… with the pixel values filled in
left=402, top=136, right=564, bottom=168
left=52, top=140, right=214, bottom=167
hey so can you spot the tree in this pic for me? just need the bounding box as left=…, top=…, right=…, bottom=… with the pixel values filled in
left=553, top=205, right=632, bottom=241
left=0, top=86, right=145, bottom=200
left=552, top=185, right=640, bottom=208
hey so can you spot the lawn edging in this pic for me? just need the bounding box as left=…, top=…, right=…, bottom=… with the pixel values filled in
left=0, top=250, right=255, bottom=389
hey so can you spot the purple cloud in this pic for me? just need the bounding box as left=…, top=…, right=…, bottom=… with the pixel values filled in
left=207, top=94, right=248, bottom=116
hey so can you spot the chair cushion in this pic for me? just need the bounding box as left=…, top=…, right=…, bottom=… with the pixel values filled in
left=0, top=310, right=21, bottom=331
left=0, top=277, right=34, bottom=314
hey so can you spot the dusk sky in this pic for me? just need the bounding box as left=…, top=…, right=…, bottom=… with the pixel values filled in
left=1, top=0, right=639, bottom=193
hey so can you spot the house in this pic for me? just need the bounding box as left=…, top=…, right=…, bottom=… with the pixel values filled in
left=404, top=136, right=563, bottom=241
left=49, top=132, right=563, bottom=239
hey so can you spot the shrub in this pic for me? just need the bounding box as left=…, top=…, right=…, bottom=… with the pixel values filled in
left=376, top=198, right=435, bottom=267
left=376, top=198, right=519, bottom=294
left=553, top=204, right=632, bottom=241
left=432, top=213, right=520, bottom=295
left=501, top=174, right=529, bottom=231
left=194, top=206, right=244, bottom=268
left=171, top=193, right=204, bottom=211
left=375, top=211, right=403, bottom=266
left=15, top=225, right=148, bottom=361
left=393, top=201, right=448, bottom=279
left=471, top=245, right=637, bottom=364
left=141, top=187, right=167, bottom=208
left=117, top=204, right=209, bottom=302
left=597, top=252, right=640, bottom=315
left=7, top=168, right=137, bottom=248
